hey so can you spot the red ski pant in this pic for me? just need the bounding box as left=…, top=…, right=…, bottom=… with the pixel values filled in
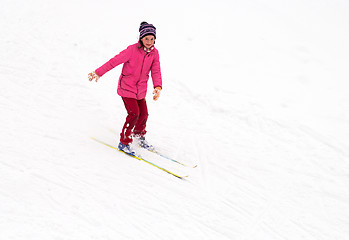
left=120, top=97, right=148, bottom=145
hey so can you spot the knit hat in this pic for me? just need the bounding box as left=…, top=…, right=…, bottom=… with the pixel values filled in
left=139, top=21, right=156, bottom=39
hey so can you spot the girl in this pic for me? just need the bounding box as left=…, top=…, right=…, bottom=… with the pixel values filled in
left=88, top=22, right=162, bottom=156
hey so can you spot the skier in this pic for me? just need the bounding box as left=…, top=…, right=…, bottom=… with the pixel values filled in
left=88, top=21, right=162, bottom=156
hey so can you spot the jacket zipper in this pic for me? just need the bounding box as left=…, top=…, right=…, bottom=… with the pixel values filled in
left=136, top=51, right=148, bottom=97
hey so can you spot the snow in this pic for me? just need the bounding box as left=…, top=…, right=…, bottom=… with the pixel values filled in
left=1, top=0, right=349, bottom=239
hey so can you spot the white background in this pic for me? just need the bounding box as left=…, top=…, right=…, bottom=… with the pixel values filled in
left=1, top=0, right=349, bottom=239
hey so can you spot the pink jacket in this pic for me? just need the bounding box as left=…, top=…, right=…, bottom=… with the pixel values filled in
left=95, top=43, right=162, bottom=100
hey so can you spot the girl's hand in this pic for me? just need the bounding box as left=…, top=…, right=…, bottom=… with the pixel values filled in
left=88, top=71, right=100, bottom=82
left=153, top=87, right=162, bottom=101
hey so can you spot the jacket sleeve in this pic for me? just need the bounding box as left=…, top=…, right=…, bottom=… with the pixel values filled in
left=151, top=51, right=162, bottom=89
left=95, top=46, right=132, bottom=77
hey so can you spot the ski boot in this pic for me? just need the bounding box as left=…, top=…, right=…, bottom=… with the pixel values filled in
left=118, top=142, right=136, bottom=156
left=135, top=136, right=154, bottom=151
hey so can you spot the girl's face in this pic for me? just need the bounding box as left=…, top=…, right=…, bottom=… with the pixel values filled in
left=141, top=35, right=155, bottom=48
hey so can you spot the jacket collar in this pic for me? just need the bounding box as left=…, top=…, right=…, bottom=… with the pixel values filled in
left=144, top=46, right=154, bottom=53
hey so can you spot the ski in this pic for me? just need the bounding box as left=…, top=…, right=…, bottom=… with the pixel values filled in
left=107, top=129, right=197, bottom=168
left=90, top=137, right=188, bottom=179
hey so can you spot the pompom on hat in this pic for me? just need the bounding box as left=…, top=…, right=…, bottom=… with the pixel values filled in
left=139, top=21, right=156, bottom=39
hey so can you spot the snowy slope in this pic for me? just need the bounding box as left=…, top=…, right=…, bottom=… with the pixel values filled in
left=1, top=0, right=349, bottom=239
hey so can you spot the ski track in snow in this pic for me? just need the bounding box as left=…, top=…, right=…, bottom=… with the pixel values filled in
left=1, top=0, right=349, bottom=239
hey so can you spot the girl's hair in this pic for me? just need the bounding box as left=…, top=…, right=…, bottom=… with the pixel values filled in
left=139, top=39, right=145, bottom=48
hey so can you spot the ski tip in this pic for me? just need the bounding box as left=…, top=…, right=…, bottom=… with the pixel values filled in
left=179, top=175, right=189, bottom=179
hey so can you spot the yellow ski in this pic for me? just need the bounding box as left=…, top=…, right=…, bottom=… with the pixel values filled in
left=90, top=137, right=188, bottom=179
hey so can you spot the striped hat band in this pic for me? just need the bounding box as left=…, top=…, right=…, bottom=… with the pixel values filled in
left=139, top=24, right=156, bottom=39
